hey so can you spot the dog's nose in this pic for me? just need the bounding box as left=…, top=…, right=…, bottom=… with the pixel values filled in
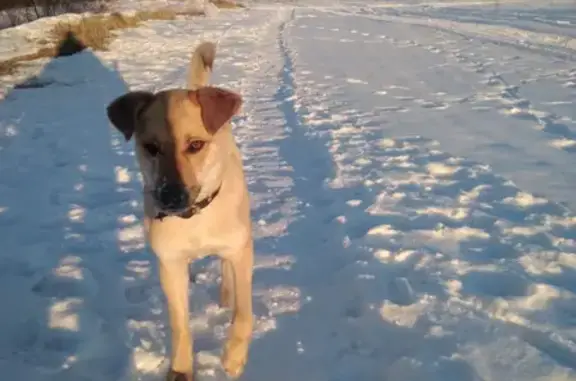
left=156, top=184, right=189, bottom=211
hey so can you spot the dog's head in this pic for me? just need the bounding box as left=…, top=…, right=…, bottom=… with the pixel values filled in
left=106, top=87, right=242, bottom=218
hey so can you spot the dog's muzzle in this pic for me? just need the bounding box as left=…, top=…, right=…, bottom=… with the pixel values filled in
left=154, top=185, right=221, bottom=220
left=155, top=183, right=190, bottom=213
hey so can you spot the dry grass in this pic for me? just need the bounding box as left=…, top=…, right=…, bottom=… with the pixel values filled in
left=0, top=2, right=245, bottom=77
left=0, top=47, right=56, bottom=76
left=211, top=0, right=246, bottom=9
left=50, top=10, right=177, bottom=52
left=0, top=9, right=186, bottom=75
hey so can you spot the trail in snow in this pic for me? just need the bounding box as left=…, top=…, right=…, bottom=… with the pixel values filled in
left=1, top=1, right=576, bottom=381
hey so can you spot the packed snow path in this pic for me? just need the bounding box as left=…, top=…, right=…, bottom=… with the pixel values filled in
left=1, top=2, right=576, bottom=380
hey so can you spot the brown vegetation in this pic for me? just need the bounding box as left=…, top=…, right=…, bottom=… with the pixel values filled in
left=210, top=0, right=245, bottom=9
left=0, top=9, right=194, bottom=75
left=0, top=0, right=245, bottom=77
left=0, top=47, right=54, bottom=76
left=51, top=10, right=177, bottom=52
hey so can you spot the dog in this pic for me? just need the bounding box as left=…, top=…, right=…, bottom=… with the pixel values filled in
left=106, top=41, right=254, bottom=381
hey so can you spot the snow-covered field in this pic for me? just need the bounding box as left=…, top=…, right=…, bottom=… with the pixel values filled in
left=1, top=0, right=576, bottom=380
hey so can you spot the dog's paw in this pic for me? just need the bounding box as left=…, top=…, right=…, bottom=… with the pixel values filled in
left=166, top=369, right=193, bottom=381
left=221, top=337, right=249, bottom=378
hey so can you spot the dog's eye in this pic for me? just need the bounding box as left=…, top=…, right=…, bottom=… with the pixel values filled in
left=187, top=140, right=205, bottom=154
left=143, top=143, right=160, bottom=156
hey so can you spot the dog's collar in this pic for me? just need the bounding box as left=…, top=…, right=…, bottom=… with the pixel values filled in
left=155, top=186, right=221, bottom=220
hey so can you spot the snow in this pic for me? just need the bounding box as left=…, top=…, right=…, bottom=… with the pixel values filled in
left=1, top=0, right=576, bottom=380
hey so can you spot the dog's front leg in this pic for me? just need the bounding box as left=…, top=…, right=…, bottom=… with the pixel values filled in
left=159, top=258, right=194, bottom=381
left=221, top=239, right=254, bottom=378
left=220, top=259, right=234, bottom=308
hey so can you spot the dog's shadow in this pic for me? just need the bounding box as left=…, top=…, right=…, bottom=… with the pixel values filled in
left=0, top=33, right=152, bottom=380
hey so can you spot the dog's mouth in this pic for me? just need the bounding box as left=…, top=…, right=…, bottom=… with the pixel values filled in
left=155, top=208, right=194, bottom=220
left=152, top=183, right=198, bottom=220
left=154, top=185, right=221, bottom=220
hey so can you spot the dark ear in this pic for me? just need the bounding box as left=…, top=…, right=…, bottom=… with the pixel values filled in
left=106, top=91, right=155, bottom=141
left=188, top=86, right=242, bottom=134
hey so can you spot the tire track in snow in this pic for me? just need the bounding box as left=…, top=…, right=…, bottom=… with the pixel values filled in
left=239, top=10, right=471, bottom=381
left=274, top=9, right=362, bottom=283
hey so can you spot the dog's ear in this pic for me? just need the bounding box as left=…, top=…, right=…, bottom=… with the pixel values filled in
left=107, top=91, right=155, bottom=141
left=189, top=86, right=242, bottom=134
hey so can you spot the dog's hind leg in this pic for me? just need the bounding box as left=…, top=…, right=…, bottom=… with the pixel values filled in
left=220, top=259, right=234, bottom=309
left=159, top=258, right=194, bottom=381
left=221, top=240, right=254, bottom=378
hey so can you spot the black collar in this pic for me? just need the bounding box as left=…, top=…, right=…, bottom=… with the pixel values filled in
left=155, top=186, right=221, bottom=220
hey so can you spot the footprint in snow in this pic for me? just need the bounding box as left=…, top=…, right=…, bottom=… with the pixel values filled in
left=124, top=283, right=151, bottom=304
left=481, top=76, right=501, bottom=86
left=32, top=270, right=98, bottom=299
left=415, top=100, right=449, bottom=110
left=387, top=277, right=416, bottom=306
left=376, top=106, right=409, bottom=113
left=311, top=196, right=336, bottom=208
left=460, top=270, right=530, bottom=298
left=425, top=45, right=442, bottom=53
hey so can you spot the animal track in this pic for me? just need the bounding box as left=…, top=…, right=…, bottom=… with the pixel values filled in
left=461, top=270, right=530, bottom=298
left=415, top=99, right=449, bottom=110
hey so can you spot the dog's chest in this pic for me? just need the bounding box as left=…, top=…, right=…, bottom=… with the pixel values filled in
left=146, top=212, right=249, bottom=261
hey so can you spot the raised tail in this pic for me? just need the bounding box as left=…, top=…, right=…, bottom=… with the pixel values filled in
left=187, top=41, right=216, bottom=89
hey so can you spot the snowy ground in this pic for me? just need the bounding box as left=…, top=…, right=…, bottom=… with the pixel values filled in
left=1, top=0, right=576, bottom=380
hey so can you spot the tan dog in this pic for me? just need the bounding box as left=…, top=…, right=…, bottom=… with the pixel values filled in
left=106, top=42, right=253, bottom=381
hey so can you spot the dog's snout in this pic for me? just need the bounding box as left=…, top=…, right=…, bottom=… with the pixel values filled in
left=156, top=183, right=189, bottom=211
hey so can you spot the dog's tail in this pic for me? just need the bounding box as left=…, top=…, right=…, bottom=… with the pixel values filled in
left=187, top=41, right=216, bottom=89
